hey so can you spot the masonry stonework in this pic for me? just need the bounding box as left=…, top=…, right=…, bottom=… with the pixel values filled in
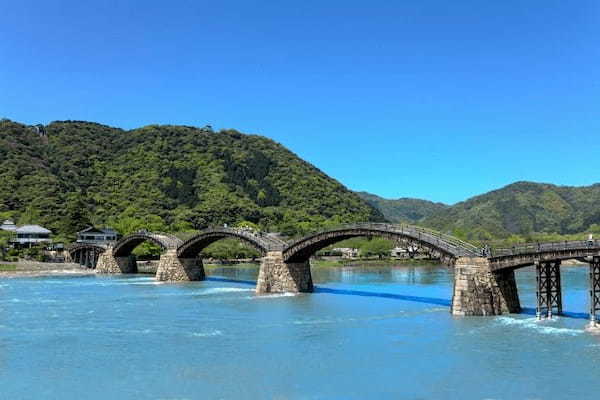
left=95, top=248, right=137, bottom=274
left=256, top=251, right=313, bottom=293
left=451, top=257, right=521, bottom=316
left=155, top=250, right=205, bottom=281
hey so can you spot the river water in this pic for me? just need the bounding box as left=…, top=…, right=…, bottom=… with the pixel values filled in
left=0, top=264, right=599, bottom=399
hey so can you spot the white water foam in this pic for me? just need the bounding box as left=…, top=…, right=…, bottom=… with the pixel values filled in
left=251, top=292, right=297, bottom=300
left=190, top=330, right=223, bottom=338
left=584, top=325, right=600, bottom=335
left=495, top=316, right=582, bottom=336
left=197, top=287, right=253, bottom=295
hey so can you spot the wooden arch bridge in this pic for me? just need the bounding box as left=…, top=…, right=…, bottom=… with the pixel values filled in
left=67, top=223, right=600, bottom=326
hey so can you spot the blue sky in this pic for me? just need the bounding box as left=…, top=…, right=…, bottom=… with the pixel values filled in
left=1, top=1, right=598, bottom=204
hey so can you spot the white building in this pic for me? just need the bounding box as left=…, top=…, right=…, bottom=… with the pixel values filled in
left=0, top=219, right=17, bottom=231
left=11, top=225, right=52, bottom=247
left=390, top=247, right=407, bottom=258
left=76, top=226, right=119, bottom=245
left=333, top=247, right=359, bottom=259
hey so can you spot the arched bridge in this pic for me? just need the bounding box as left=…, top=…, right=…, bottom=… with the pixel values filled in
left=95, top=231, right=184, bottom=275
left=283, top=223, right=482, bottom=263
left=89, top=223, right=600, bottom=327
left=68, top=243, right=107, bottom=268
left=178, top=227, right=286, bottom=258
left=112, top=232, right=183, bottom=257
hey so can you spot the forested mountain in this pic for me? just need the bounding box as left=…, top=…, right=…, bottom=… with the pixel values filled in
left=356, top=192, right=448, bottom=223
left=362, top=182, right=600, bottom=241
left=3, top=119, right=599, bottom=244
left=420, top=182, right=600, bottom=240
left=0, top=119, right=384, bottom=240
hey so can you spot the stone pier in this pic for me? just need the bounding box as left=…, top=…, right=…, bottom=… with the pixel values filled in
left=451, top=257, right=521, bottom=316
left=256, top=251, right=313, bottom=294
left=155, top=250, right=205, bottom=281
left=95, top=248, right=138, bottom=274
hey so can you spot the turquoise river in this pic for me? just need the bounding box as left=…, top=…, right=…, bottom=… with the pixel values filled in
left=1, top=264, right=599, bottom=399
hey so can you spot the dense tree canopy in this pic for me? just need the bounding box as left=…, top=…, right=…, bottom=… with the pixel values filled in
left=0, top=119, right=384, bottom=241
left=360, top=182, right=600, bottom=243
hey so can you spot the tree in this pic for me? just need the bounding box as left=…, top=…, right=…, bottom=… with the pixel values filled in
left=360, top=238, right=394, bottom=258
left=0, top=230, right=13, bottom=260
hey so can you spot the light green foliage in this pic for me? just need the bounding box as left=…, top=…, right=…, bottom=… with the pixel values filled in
left=0, top=230, right=13, bottom=260
left=201, top=239, right=260, bottom=260
left=235, top=221, right=260, bottom=230
left=359, top=238, right=394, bottom=258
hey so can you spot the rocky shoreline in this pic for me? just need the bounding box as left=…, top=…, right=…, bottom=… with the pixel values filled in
left=0, top=261, right=95, bottom=278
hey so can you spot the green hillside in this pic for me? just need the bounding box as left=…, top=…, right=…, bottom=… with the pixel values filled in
left=421, top=182, right=600, bottom=241
left=356, top=192, right=448, bottom=223
left=0, top=119, right=384, bottom=240
left=359, top=182, right=600, bottom=243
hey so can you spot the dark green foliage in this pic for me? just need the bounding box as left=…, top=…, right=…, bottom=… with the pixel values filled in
left=356, top=192, right=448, bottom=223
left=0, top=119, right=384, bottom=240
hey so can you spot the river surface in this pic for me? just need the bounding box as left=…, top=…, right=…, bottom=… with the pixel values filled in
left=0, top=264, right=599, bottom=399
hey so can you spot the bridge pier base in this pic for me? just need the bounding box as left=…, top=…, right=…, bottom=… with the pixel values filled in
left=589, top=257, right=600, bottom=328
left=451, top=257, right=521, bottom=316
left=536, top=260, right=562, bottom=319
left=256, top=251, right=313, bottom=294
left=155, top=250, right=205, bottom=281
left=96, top=249, right=137, bottom=274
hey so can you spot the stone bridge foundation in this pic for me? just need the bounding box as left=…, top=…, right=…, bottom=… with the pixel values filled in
left=256, top=251, right=313, bottom=294
left=155, top=250, right=205, bottom=281
left=96, top=248, right=138, bottom=274
left=451, top=257, right=521, bottom=316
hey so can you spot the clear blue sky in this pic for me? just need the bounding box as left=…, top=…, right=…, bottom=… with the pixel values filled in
left=1, top=1, right=598, bottom=204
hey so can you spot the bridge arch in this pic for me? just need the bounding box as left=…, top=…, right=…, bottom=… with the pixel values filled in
left=68, top=243, right=107, bottom=268
left=177, top=227, right=286, bottom=258
left=112, top=232, right=183, bottom=257
left=282, top=223, right=482, bottom=264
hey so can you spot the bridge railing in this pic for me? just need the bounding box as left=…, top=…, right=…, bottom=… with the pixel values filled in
left=491, top=239, right=600, bottom=257
left=176, top=226, right=287, bottom=253
left=290, top=223, right=483, bottom=257
left=407, top=225, right=483, bottom=256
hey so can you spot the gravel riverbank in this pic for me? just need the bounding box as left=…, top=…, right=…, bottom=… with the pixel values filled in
left=0, top=261, right=95, bottom=278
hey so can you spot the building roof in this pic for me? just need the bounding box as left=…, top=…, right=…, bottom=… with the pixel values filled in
left=1, top=220, right=16, bottom=231
left=15, top=225, right=51, bottom=234
left=77, top=226, right=118, bottom=235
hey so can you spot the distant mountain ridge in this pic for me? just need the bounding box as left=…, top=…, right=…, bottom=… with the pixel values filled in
left=356, top=192, right=448, bottom=223
left=359, top=181, right=600, bottom=240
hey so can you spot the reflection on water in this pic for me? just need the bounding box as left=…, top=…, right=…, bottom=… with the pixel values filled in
left=0, top=263, right=599, bottom=399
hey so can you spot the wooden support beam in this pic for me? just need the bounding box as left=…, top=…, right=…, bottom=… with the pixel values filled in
left=590, top=257, right=600, bottom=326
left=536, top=260, right=562, bottom=319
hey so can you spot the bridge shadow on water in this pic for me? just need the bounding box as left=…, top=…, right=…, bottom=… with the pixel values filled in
left=206, top=277, right=590, bottom=319
left=206, top=277, right=450, bottom=306
left=313, top=287, right=451, bottom=306
left=519, top=307, right=589, bottom=320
